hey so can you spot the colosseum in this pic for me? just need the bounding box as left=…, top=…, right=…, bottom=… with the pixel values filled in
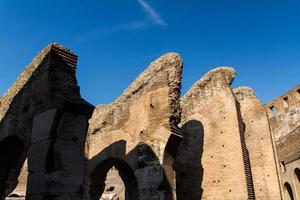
left=0, top=43, right=299, bottom=200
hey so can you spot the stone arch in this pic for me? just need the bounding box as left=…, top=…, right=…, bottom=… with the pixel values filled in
left=174, top=119, right=204, bottom=199
left=88, top=140, right=138, bottom=200
left=88, top=139, right=176, bottom=200
left=0, top=135, right=26, bottom=198
left=283, top=182, right=294, bottom=200
left=90, top=157, right=138, bottom=200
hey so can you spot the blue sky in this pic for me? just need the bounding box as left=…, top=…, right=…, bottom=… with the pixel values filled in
left=0, top=0, right=299, bottom=105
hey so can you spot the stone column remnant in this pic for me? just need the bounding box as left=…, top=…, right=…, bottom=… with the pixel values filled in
left=0, top=44, right=94, bottom=200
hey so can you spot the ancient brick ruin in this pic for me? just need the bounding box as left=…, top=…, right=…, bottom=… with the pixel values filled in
left=264, top=86, right=300, bottom=200
left=0, top=44, right=299, bottom=200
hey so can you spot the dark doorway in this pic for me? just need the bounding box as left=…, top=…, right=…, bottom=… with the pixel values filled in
left=0, top=136, right=26, bottom=198
left=90, top=158, right=138, bottom=200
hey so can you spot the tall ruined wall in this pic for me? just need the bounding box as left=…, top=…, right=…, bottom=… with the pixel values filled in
left=0, top=44, right=94, bottom=200
left=176, top=67, right=251, bottom=199
left=87, top=53, right=183, bottom=200
left=0, top=43, right=292, bottom=200
left=264, top=85, right=300, bottom=163
left=264, top=85, right=300, bottom=200
left=265, top=85, right=300, bottom=142
left=0, top=44, right=63, bottom=198
left=234, top=87, right=282, bottom=200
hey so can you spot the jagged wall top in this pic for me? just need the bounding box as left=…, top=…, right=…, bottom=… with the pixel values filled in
left=180, top=67, right=236, bottom=123
left=116, top=52, right=182, bottom=103
left=234, top=87, right=259, bottom=102
left=0, top=43, right=77, bottom=121
left=182, top=67, right=235, bottom=101
left=88, top=52, right=183, bottom=134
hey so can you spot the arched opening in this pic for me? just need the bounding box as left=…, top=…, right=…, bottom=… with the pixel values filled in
left=283, top=182, right=294, bottom=200
left=90, top=158, right=138, bottom=200
left=294, top=168, right=300, bottom=199
left=0, top=136, right=26, bottom=198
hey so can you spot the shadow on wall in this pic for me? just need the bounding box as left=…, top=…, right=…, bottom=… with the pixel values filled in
left=0, top=136, right=26, bottom=198
left=0, top=45, right=95, bottom=199
left=235, top=101, right=255, bottom=199
left=88, top=140, right=175, bottom=200
left=283, top=182, right=294, bottom=200
left=174, top=120, right=204, bottom=199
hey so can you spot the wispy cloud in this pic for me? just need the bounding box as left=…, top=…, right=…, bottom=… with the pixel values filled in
left=137, top=0, right=167, bottom=26
left=110, top=21, right=147, bottom=31
left=72, top=1, right=167, bottom=46
left=71, top=21, right=147, bottom=47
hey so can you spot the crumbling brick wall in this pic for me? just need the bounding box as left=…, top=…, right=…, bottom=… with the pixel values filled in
left=87, top=52, right=183, bottom=200
left=177, top=67, right=251, bottom=199
left=0, top=44, right=289, bottom=200
left=264, top=85, right=300, bottom=200
left=234, top=87, right=282, bottom=200
left=0, top=44, right=94, bottom=200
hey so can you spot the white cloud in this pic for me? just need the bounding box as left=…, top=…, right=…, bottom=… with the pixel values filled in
left=111, top=21, right=147, bottom=31
left=71, top=21, right=147, bottom=46
left=137, top=0, right=167, bottom=26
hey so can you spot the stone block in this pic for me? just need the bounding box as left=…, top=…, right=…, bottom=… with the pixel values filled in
left=57, top=113, right=87, bottom=145
left=31, top=109, right=57, bottom=144
left=26, top=172, right=46, bottom=195
left=45, top=171, right=83, bottom=194
left=27, top=140, right=52, bottom=172
left=53, top=140, right=84, bottom=172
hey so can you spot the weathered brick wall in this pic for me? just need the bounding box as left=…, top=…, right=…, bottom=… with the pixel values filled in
left=265, top=85, right=300, bottom=141
left=0, top=44, right=94, bottom=200
left=0, top=43, right=293, bottom=200
left=234, top=87, right=282, bottom=200
left=264, top=85, right=300, bottom=200
left=177, top=67, right=249, bottom=199
left=87, top=52, right=183, bottom=200
left=0, top=45, right=56, bottom=199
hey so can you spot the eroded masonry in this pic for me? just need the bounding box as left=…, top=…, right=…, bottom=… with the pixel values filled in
left=0, top=44, right=299, bottom=200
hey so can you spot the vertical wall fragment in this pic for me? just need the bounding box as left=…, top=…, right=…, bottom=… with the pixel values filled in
left=234, top=87, right=282, bottom=200
left=264, top=85, right=300, bottom=200
left=177, top=67, right=251, bottom=199
left=0, top=44, right=94, bottom=200
left=87, top=52, right=183, bottom=200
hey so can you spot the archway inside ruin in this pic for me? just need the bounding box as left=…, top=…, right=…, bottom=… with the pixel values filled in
left=0, top=136, right=26, bottom=198
left=283, top=182, right=294, bottom=200
left=90, top=158, right=138, bottom=200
